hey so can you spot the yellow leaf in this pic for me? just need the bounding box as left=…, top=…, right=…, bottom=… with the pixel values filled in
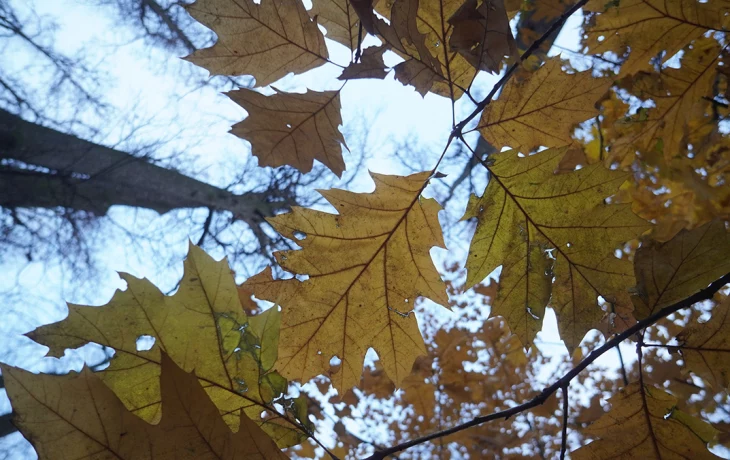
left=677, top=297, right=730, bottom=390
left=244, top=171, right=449, bottom=393
left=609, top=37, right=722, bottom=165
left=475, top=59, right=612, bottom=153
left=585, top=0, right=727, bottom=76
left=0, top=353, right=288, bottom=460
left=447, top=0, right=517, bottom=73
left=573, top=383, right=720, bottom=459
left=464, top=147, right=649, bottom=349
left=184, top=0, right=328, bottom=86
left=632, top=220, right=730, bottom=319
left=27, top=243, right=307, bottom=447
left=227, top=87, right=348, bottom=176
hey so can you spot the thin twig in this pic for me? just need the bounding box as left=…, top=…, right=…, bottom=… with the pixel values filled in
left=560, top=385, right=569, bottom=460
left=365, top=272, right=730, bottom=459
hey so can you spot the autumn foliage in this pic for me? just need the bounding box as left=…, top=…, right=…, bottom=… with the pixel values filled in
left=3, top=0, right=730, bottom=458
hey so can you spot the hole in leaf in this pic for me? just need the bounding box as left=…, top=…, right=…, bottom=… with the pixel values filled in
left=286, top=123, right=292, bottom=129
left=293, top=230, right=306, bottom=240
left=135, top=335, right=156, bottom=352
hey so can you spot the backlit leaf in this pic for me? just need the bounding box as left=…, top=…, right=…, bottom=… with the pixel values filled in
left=573, top=383, right=720, bottom=459
left=464, top=147, right=649, bottom=349
left=585, top=0, right=728, bottom=76
left=475, top=59, right=612, bottom=153
left=27, top=244, right=307, bottom=447
left=632, top=220, right=730, bottom=319
left=677, top=297, right=730, bottom=390
left=0, top=353, right=287, bottom=460
left=184, top=0, right=328, bottom=86
left=227, top=87, right=348, bottom=176
left=244, top=171, right=448, bottom=393
left=338, top=45, right=389, bottom=80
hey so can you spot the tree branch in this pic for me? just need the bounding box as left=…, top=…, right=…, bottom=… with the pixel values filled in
left=365, top=271, right=730, bottom=459
left=560, top=386, right=569, bottom=460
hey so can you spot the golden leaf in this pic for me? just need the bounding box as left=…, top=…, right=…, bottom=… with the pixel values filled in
left=227, top=87, right=348, bottom=176
left=244, top=171, right=448, bottom=393
left=0, top=353, right=287, bottom=460
left=677, top=297, right=730, bottom=390
left=464, top=147, right=649, bottom=349
left=475, top=59, right=612, bottom=153
left=608, top=37, right=722, bottom=165
left=338, top=45, right=389, bottom=80
left=27, top=244, right=307, bottom=447
left=184, top=0, right=328, bottom=86
left=585, top=0, right=728, bottom=76
left=448, top=0, right=517, bottom=73
left=632, top=220, right=730, bottom=319
left=573, top=383, right=720, bottom=459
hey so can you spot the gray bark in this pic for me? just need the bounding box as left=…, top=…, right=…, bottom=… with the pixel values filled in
left=0, top=108, right=277, bottom=225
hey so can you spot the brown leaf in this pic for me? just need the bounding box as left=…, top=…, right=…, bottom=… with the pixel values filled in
left=228, top=87, right=348, bottom=176
left=448, top=0, right=517, bottom=73
left=310, top=0, right=361, bottom=52
left=476, top=59, right=612, bottom=153
left=338, top=45, right=390, bottom=80
left=574, top=383, right=720, bottom=459
left=185, top=0, right=328, bottom=86
left=632, top=220, right=730, bottom=319
left=0, top=353, right=288, bottom=460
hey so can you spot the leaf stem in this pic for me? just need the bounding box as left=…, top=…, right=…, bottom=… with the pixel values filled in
left=364, top=271, right=730, bottom=459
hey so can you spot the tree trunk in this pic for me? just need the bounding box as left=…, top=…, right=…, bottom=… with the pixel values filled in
left=0, top=108, right=277, bottom=225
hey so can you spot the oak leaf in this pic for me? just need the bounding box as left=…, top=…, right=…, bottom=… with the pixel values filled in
left=608, top=37, right=722, bottom=165
left=27, top=244, right=307, bottom=447
left=310, top=0, right=361, bottom=52
left=585, top=0, right=728, bottom=76
left=228, top=87, right=348, bottom=176
left=0, top=353, right=287, bottom=460
left=573, top=383, right=720, bottom=459
left=464, top=147, right=649, bottom=349
left=184, top=0, right=328, bottom=86
left=632, top=220, right=730, bottom=320
left=475, top=59, right=612, bottom=153
left=448, top=0, right=517, bottom=73
left=244, top=171, right=448, bottom=394
left=338, top=45, right=390, bottom=80
left=676, top=296, right=730, bottom=390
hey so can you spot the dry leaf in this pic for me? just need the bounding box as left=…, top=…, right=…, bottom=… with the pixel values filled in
left=573, top=383, right=720, bottom=459
left=244, top=171, right=448, bottom=393
left=228, top=87, right=348, bottom=176
left=338, top=45, right=390, bottom=80
left=184, top=0, right=328, bottom=86
left=28, top=244, right=307, bottom=447
left=464, top=147, right=649, bottom=349
left=476, top=59, right=612, bottom=153
left=0, top=353, right=288, bottom=460
left=632, top=220, right=730, bottom=319
left=448, top=0, right=517, bottom=73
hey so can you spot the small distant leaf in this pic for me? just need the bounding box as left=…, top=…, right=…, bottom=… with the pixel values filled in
left=244, top=171, right=449, bottom=394
left=476, top=59, right=612, bottom=153
left=677, top=297, right=730, bottom=390
left=585, top=0, right=727, bottom=76
left=573, top=383, right=720, bottom=459
left=464, top=147, right=649, bottom=349
left=0, top=353, right=287, bottom=460
left=227, top=87, right=348, bottom=176
left=27, top=243, right=306, bottom=447
left=184, top=0, right=328, bottom=86
left=338, top=45, right=390, bottom=80
left=632, top=220, right=730, bottom=319
left=448, top=0, right=517, bottom=73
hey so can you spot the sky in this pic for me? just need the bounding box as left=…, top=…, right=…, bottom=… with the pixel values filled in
left=0, top=1, right=668, bottom=458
